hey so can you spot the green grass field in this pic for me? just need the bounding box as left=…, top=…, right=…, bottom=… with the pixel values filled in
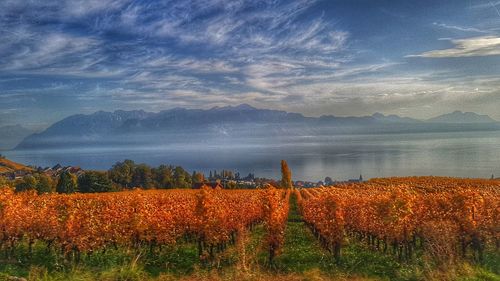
left=1, top=194, right=498, bottom=281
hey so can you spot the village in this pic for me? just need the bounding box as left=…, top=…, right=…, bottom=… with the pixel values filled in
left=1, top=155, right=366, bottom=192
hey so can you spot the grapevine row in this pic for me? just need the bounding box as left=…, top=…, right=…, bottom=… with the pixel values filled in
left=299, top=177, right=499, bottom=263
left=0, top=187, right=264, bottom=262
left=262, top=186, right=290, bottom=264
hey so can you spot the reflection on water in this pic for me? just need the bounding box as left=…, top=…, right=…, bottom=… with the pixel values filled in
left=3, top=131, right=500, bottom=181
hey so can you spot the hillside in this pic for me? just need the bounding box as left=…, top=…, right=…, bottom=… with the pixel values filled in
left=0, top=157, right=33, bottom=174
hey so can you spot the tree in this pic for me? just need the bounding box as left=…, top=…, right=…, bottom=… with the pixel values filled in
left=226, top=181, right=237, bottom=189
left=0, top=176, right=8, bottom=187
left=222, top=170, right=234, bottom=179
left=15, top=175, right=38, bottom=192
left=280, top=160, right=293, bottom=189
left=78, top=171, right=113, bottom=193
left=192, top=171, right=205, bottom=184
left=109, top=159, right=135, bottom=188
left=36, top=174, right=55, bottom=194
left=132, top=164, right=153, bottom=188
left=56, top=171, right=78, bottom=193
left=173, top=166, right=191, bottom=188
left=325, top=177, right=333, bottom=186
left=153, top=165, right=173, bottom=188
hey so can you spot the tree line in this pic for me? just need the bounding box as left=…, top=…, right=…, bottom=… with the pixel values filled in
left=4, top=159, right=200, bottom=194
left=2, top=159, right=295, bottom=193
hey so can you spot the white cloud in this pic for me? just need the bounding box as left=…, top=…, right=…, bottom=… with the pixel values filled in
left=0, top=26, right=117, bottom=77
left=63, top=0, right=130, bottom=17
left=2, top=0, right=500, bottom=123
left=137, top=0, right=347, bottom=57
left=408, top=36, right=500, bottom=58
left=274, top=74, right=500, bottom=119
left=142, top=57, right=239, bottom=74
left=432, top=22, right=486, bottom=33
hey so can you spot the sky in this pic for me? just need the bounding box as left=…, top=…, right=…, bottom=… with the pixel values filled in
left=1, top=0, right=500, bottom=129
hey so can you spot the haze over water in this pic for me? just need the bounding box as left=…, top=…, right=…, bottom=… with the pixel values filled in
left=4, top=131, right=500, bottom=182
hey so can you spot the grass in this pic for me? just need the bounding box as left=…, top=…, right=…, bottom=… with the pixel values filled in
left=1, top=193, right=499, bottom=280
left=270, top=194, right=336, bottom=274
left=0, top=241, right=200, bottom=280
left=266, top=193, right=406, bottom=280
left=265, top=193, right=499, bottom=281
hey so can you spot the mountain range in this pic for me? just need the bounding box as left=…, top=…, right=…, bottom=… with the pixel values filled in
left=0, top=125, right=33, bottom=150
left=12, top=105, right=500, bottom=150
left=427, top=110, right=497, bottom=123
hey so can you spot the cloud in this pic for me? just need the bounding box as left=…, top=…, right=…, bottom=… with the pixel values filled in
left=63, top=0, right=130, bottom=17
left=472, top=1, right=500, bottom=17
left=0, top=25, right=119, bottom=77
left=0, top=0, right=131, bottom=20
left=492, top=1, right=500, bottom=17
left=141, top=0, right=346, bottom=56
left=432, top=22, right=486, bottom=33
left=1, top=0, right=500, bottom=126
left=243, top=61, right=395, bottom=94
left=407, top=36, right=500, bottom=58
left=276, top=74, right=500, bottom=119
left=0, top=0, right=348, bottom=81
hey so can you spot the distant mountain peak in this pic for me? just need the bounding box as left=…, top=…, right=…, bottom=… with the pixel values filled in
left=114, top=109, right=146, bottom=114
left=235, top=103, right=256, bottom=110
left=370, top=112, right=420, bottom=123
left=428, top=111, right=496, bottom=123
left=211, top=104, right=256, bottom=111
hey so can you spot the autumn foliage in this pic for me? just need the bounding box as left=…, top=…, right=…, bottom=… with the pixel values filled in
left=1, top=176, right=498, bottom=267
left=0, top=187, right=266, bottom=262
left=298, top=177, right=500, bottom=263
left=262, top=186, right=290, bottom=263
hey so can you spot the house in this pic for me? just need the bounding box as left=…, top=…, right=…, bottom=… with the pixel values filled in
left=64, top=166, right=84, bottom=176
left=52, top=164, right=62, bottom=172
left=3, top=172, right=15, bottom=180
left=348, top=174, right=364, bottom=183
left=303, top=181, right=317, bottom=188
left=294, top=181, right=305, bottom=187
left=192, top=182, right=223, bottom=189
left=14, top=170, right=29, bottom=180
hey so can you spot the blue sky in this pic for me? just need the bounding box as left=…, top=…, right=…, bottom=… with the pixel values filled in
left=1, top=0, right=500, bottom=129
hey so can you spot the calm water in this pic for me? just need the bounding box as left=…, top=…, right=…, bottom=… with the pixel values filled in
left=3, top=131, right=500, bottom=181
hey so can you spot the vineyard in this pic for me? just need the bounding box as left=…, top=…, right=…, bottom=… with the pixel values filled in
left=0, top=187, right=290, bottom=263
left=0, top=177, right=499, bottom=280
left=299, top=177, right=500, bottom=265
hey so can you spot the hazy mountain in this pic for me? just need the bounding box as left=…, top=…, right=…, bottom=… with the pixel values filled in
left=119, top=104, right=307, bottom=132
left=428, top=111, right=497, bottom=123
left=0, top=125, right=33, bottom=150
left=371, top=113, right=421, bottom=123
left=14, top=105, right=500, bottom=150
left=39, top=110, right=153, bottom=136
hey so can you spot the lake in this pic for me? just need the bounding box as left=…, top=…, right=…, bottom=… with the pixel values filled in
left=3, top=130, right=500, bottom=181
